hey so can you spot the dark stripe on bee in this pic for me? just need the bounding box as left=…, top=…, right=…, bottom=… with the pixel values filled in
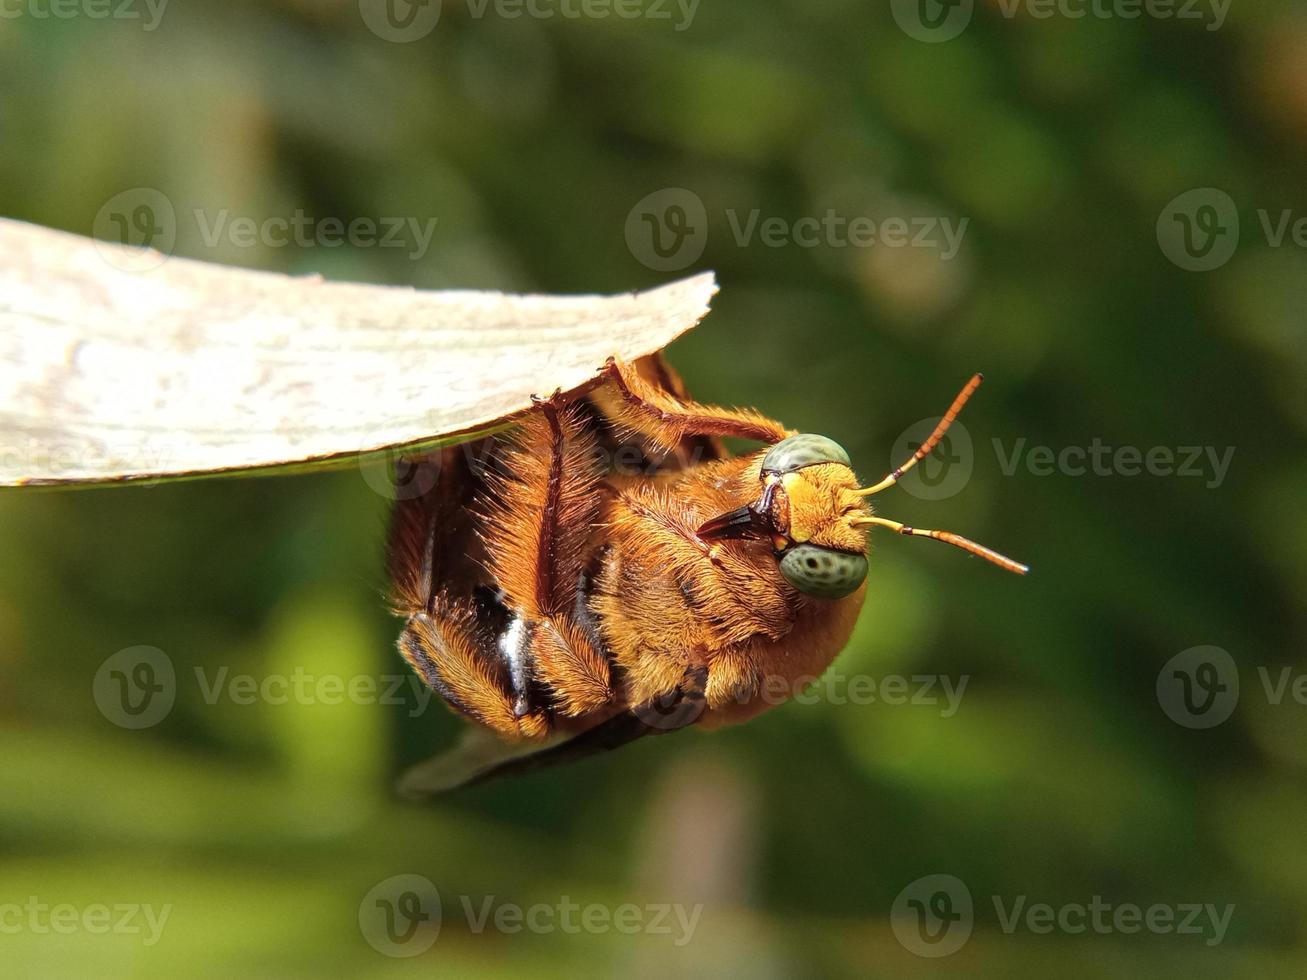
left=399, top=619, right=468, bottom=718
left=572, top=564, right=609, bottom=659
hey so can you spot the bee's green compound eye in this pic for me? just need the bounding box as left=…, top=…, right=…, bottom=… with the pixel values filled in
left=762, top=434, right=851, bottom=475
left=778, top=543, right=868, bottom=599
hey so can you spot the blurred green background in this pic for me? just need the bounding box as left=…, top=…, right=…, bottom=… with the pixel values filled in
left=2, top=0, right=1306, bottom=976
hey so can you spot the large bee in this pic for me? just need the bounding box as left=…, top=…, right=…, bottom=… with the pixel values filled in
left=387, top=356, right=1025, bottom=792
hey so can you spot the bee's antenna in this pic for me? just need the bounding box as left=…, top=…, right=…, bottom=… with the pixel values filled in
left=854, top=373, right=983, bottom=497
left=851, top=515, right=1028, bottom=575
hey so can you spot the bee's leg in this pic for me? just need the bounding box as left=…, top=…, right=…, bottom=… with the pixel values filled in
left=479, top=398, right=613, bottom=718
left=388, top=445, right=550, bottom=740
left=452, top=666, right=708, bottom=790
left=609, top=353, right=728, bottom=467
left=531, top=615, right=612, bottom=718
left=593, top=356, right=791, bottom=453
left=398, top=601, right=549, bottom=740
left=704, top=647, right=762, bottom=711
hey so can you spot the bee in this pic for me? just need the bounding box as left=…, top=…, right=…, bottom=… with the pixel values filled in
left=387, top=356, right=1026, bottom=793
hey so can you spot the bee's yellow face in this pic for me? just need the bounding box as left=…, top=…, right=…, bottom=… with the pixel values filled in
left=759, top=435, right=870, bottom=599
left=779, top=465, right=869, bottom=552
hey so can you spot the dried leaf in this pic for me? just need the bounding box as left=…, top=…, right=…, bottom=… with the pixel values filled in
left=0, top=219, right=717, bottom=487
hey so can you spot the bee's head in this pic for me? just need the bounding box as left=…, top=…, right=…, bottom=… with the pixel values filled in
left=695, top=376, right=1029, bottom=599
left=697, top=434, right=871, bottom=600
left=758, top=434, right=872, bottom=598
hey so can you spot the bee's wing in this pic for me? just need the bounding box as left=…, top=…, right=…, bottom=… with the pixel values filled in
left=396, top=716, right=643, bottom=798
left=396, top=726, right=572, bottom=798
left=385, top=441, right=500, bottom=617
left=398, top=669, right=707, bottom=796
